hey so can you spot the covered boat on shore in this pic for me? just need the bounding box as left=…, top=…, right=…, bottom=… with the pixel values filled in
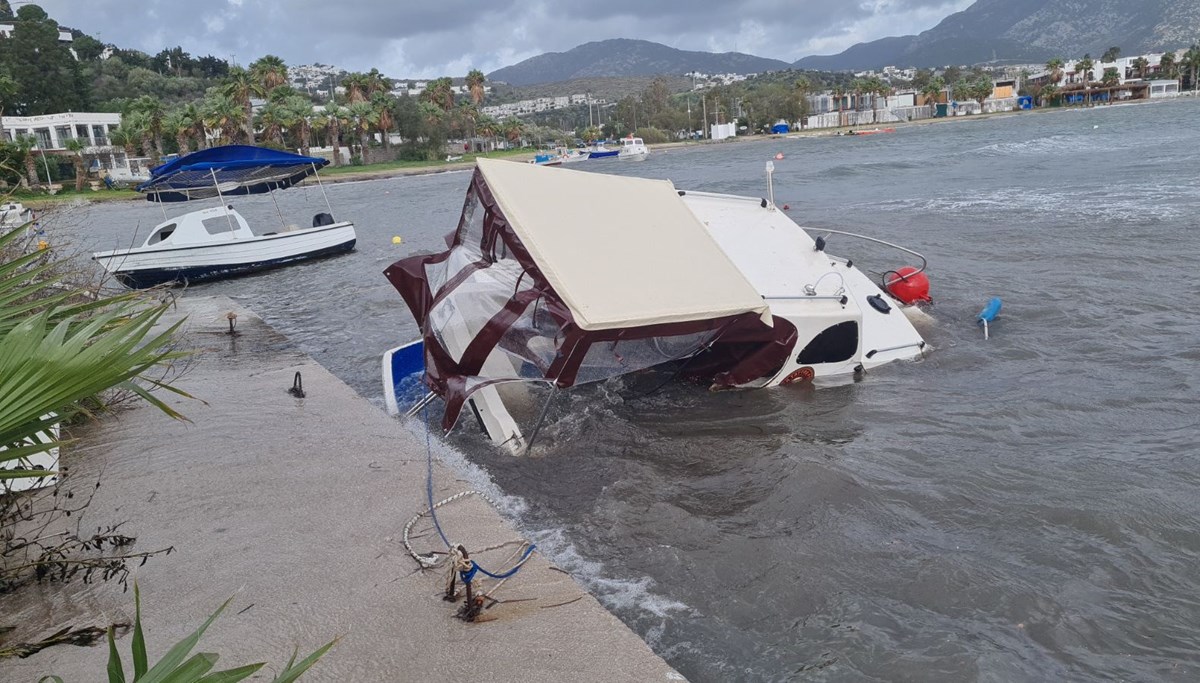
left=92, top=145, right=356, bottom=288
left=383, top=158, right=930, bottom=452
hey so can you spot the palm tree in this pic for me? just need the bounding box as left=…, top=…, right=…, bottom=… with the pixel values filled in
left=501, top=117, right=524, bottom=146
left=793, top=76, right=811, bottom=128
left=342, top=72, right=372, bottom=104
left=1185, top=45, right=1200, bottom=92
left=1076, top=54, right=1094, bottom=105
left=108, top=124, right=138, bottom=159
left=1040, top=83, right=1060, bottom=107
left=164, top=105, right=198, bottom=155
left=1046, top=58, right=1065, bottom=85
left=125, top=111, right=159, bottom=166
left=1160, top=51, right=1178, bottom=80
left=476, top=114, right=498, bottom=152
left=129, top=96, right=166, bottom=162
left=364, top=69, right=391, bottom=98
left=1132, top=56, right=1149, bottom=80
left=221, top=66, right=263, bottom=143
left=371, top=92, right=394, bottom=150
left=255, top=99, right=287, bottom=146
left=250, top=54, right=289, bottom=94
left=187, top=102, right=208, bottom=149
left=64, top=138, right=87, bottom=192
left=466, top=69, right=486, bottom=106
left=322, top=102, right=346, bottom=166
left=201, top=93, right=245, bottom=146
left=921, top=76, right=945, bottom=107
left=281, top=95, right=314, bottom=155
left=347, top=100, right=377, bottom=159
left=421, top=77, right=456, bottom=113
left=14, top=134, right=40, bottom=188
left=1101, top=67, right=1120, bottom=89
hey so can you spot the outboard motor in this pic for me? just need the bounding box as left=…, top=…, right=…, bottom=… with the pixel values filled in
left=313, top=212, right=335, bottom=227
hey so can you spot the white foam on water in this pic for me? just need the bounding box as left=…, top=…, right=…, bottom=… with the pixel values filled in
left=399, top=413, right=690, bottom=631
left=525, top=526, right=692, bottom=621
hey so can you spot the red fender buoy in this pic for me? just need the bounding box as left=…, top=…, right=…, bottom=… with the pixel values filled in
left=885, top=266, right=931, bottom=305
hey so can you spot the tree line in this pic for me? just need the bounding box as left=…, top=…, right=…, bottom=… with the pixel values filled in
left=0, top=3, right=532, bottom=190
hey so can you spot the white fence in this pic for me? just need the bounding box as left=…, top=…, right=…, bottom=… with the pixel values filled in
left=804, top=105, right=933, bottom=130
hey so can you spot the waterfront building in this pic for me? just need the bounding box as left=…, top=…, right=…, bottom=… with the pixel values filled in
left=1, top=112, right=149, bottom=182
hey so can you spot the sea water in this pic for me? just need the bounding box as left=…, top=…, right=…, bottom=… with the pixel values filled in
left=46, top=98, right=1200, bottom=681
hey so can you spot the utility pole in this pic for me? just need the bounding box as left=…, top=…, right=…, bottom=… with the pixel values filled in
left=702, top=97, right=708, bottom=139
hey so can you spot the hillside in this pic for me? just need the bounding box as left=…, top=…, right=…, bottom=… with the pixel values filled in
left=794, top=0, right=1200, bottom=70
left=489, top=38, right=791, bottom=86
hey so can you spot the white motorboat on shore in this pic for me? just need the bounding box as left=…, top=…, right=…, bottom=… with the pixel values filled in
left=92, top=145, right=356, bottom=289
left=383, top=159, right=931, bottom=453
left=0, top=201, right=32, bottom=229
left=618, top=136, right=650, bottom=159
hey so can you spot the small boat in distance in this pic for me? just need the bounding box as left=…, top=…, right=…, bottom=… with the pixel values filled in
left=618, top=136, right=650, bottom=159
left=0, top=201, right=32, bottom=229
left=560, top=149, right=588, bottom=163
left=587, top=142, right=620, bottom=159
left=836, top=127, right=897, bottom=137
left=530, top=152, right=563, bottom=166
left=92, top=145, right=356, bottom=289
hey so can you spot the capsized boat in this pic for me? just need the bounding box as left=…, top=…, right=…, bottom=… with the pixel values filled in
left=383, top=159, right=931, bottom=453
left=92, top=145, right=356, bottom=289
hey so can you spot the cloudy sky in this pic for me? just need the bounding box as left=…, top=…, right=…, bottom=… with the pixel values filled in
left=33, top=0, right=972, bottom=77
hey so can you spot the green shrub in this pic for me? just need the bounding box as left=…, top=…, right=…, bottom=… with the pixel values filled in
left=39, top=585, right=335, bottom=683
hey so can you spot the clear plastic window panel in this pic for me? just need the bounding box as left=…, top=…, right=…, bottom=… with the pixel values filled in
left=427, top=253, right=538, bottom=366
left=571, top=331, right=717, bottom=385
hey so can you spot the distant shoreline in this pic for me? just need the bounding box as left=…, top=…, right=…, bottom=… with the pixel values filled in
left=16, top=93, right=1194, bottom=207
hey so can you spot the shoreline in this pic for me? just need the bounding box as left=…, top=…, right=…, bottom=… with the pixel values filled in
left=12, top=94, right=1191, bottom=208
left=0, top=295, right=683, bottom=681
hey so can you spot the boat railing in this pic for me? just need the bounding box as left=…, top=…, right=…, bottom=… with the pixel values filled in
left=812, top=227, right=928, bottom=281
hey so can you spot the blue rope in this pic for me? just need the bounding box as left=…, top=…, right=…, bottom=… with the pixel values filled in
left=460, top=544, right=538, bottom=584
left=422, top=403, right=537, bottom=583
left=423, top=402, right=452, bottom=549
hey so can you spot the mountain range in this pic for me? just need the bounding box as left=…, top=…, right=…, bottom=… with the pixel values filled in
left=489, top=1, right=1200, bottom=86
left=795, top=0, right=1200, bottom=70
left=488, top=39, right=791, bottom=86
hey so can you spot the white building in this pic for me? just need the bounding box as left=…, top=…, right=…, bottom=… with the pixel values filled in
left=2, top=112, right=121, bottom=149
left=0, top=22, right=72, bottom=42
left=1, top=112, right=150, bottom=181
left=1149, top=79, right=1181, bottom=98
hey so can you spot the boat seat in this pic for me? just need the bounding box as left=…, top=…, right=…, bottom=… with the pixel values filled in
left=313, top=212, right=334, bottom=227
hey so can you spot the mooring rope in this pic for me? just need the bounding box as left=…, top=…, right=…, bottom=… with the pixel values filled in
left=403, top=402, right=538, bottom=602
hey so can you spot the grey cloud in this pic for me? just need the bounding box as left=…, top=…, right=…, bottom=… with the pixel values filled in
left=34, top=0, right=971, bottom=77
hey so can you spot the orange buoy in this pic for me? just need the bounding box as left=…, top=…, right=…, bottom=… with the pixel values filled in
left=885, top=266, right=931, bottom=305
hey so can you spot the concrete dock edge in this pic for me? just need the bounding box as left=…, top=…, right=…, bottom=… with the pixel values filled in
left=2, top=295, right=683, bottom=682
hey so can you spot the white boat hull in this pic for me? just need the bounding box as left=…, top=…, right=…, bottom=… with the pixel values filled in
left=93, top=222, right=356, bottom=288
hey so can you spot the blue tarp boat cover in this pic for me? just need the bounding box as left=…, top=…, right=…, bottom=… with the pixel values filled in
left=771, top=123, right=790, bottom=134
left=137, top=145, right=329, bottom=202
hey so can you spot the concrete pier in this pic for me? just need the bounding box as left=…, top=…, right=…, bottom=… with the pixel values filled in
left=2, top=296, right=681, bottom=682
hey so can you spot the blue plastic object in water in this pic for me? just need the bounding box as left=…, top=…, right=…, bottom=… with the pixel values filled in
left=978, top=297, right=1002, bottom=323
left=977, top=297, right=1002, bottom=339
